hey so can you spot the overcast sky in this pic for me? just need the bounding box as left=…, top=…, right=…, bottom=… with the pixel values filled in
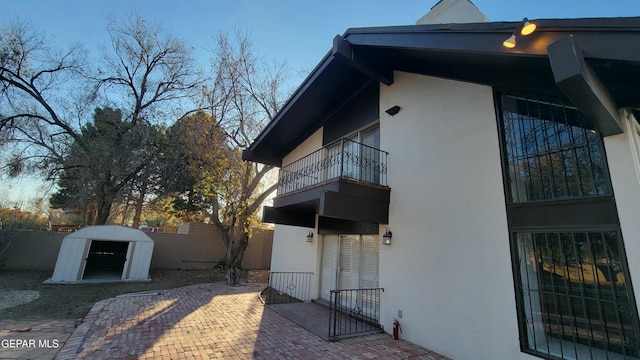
left=1, top=0, right=638, bottom=207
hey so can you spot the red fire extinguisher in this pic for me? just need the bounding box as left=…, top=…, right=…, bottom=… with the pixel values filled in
left=393, top=319, right=401, bottom=340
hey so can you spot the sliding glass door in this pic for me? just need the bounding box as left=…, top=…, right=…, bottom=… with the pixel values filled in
left=319, top=234, right=379, bottom=302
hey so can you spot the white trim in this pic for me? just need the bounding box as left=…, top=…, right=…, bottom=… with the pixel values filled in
left=624, top=110, right=640, bottom=189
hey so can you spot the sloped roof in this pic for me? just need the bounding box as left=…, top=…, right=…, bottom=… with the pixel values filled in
left=243, top=17, right=640, bottom=166
left=65, top=225, right=154, bottom=243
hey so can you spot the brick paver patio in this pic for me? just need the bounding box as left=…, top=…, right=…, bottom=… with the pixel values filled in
left=51, top=282, right=449, bottom=359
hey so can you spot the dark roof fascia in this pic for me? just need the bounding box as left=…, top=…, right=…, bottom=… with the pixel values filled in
left=345, top=17, right=640, bottom=36
left=243, top=48, right=370, bottom=166
left=243, top=17, right=640, bottom=166
left=244, top=50, right=334, bottom=155
left=343, top=17, right=640, bottom=61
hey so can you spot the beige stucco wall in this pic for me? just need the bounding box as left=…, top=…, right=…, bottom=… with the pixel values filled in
left=242, top=228, right=274, bottom=270
left=1, top=223, right=273, bottom=271
left=148, top=222, right=226, bottom=270
left=148, top=223, right=273, bottom=270
left=270, top=223, right=320, bottom=299
left=147, top=233, right=217, bottom=270
left=272, top=127, right=325, bottom=297
left=0, top=230, right=65, bottom=270
left=270, top=226, right=318, bottom=274
left=268, top=71, right=535, bottom=359
left=379, top=72, right=534, bottom=360
left=282, top=127, right=324, bottom=167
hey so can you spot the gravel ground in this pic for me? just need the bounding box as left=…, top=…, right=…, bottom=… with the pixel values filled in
left=0, top=269, right=227, bottom=321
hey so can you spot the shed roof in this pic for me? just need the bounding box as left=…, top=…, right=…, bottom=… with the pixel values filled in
left=65, top=225, right=153, bottom=243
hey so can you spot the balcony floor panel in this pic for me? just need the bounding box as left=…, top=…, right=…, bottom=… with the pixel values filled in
left=268, top=177, right=390, bottom=226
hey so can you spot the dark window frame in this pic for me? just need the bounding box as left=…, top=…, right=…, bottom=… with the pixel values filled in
left=513, top=229, right=640, bottom=359
left=499, top=93, right=613, bottom=203
left=495, top=89, right=640, bottom=360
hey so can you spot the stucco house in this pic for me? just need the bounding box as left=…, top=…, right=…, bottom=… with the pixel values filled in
left=242, top=1, right=640, bottom=359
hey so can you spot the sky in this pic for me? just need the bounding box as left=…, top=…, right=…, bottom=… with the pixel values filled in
left=2, top=1, right=638, bottom=80
left=1, top=0, right=638, bottom=208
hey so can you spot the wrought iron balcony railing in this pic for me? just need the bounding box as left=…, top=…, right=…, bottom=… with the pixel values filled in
left=278, top=138, right=389, bottom=196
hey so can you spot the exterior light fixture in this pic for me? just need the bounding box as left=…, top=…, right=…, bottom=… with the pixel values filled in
left=520, top=18, right=537, bottom=36
left=382, top=227, right=392, bottom=245
left=385, top=105, right=401, bottom=116
left=306, top=230, right=313, bottom=242
left=503, top=18, right=536, bottom=49
left=503, top=32, right=517, bottom=48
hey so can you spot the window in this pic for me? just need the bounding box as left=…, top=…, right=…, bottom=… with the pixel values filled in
left=324, top=124, right=384, bottom=185
left=498, top=93, right=640, bottom=360
left=501, top=95, right=610, bottom=202
left=516, top=231, right=639, bottom=359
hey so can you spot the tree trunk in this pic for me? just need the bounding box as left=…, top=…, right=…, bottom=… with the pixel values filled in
left=82, top=203, right=90, bottom=226
left=94, top=201, right=112, bottom=225
left=132, top=178, right=148, bottom=228
left=212, top=218, right=248, bottom=270
left=121, top=190, right=132, bottom=225
left=94, top=185, right=113, bottom=225
left=227, top=231, right=249, bottom=269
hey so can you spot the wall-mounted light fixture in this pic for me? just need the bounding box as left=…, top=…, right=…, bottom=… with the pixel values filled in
left=502, top=18, right=536, bottom=49
left=306, top=230, right=314, bottom=242
left=385, top=105, right=401, bottom=116
left=382, top=227, right=392, bottom=245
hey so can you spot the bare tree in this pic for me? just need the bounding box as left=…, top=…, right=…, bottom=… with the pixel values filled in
left=202, top=28, right=289, bottom=270
left=92, top=15, right=204, bottom=224
left=1, top=17, right=204, bottom=225
left=0, top=20, right=91, bottom=179
left=97, top=15, right=203, bottom=125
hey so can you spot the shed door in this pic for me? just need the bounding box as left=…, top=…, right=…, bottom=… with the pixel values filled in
left=82, top=240, right=129, bottom=280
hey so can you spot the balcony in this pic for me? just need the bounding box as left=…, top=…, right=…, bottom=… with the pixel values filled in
left=277, top=137, right=388, bottom=196
left=263, top=138, right=391, bottom=227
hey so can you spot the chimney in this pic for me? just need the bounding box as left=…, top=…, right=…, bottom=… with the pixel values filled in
left=416, top=0, right=490, bottom=25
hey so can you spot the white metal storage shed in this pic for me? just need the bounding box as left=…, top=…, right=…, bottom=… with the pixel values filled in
left=47, top=225, right=154, bottom=283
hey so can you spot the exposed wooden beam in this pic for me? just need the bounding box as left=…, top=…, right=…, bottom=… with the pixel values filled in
left=332, top=35, right=394, bottom=86
left=548, top=35, right=623, bottom=136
